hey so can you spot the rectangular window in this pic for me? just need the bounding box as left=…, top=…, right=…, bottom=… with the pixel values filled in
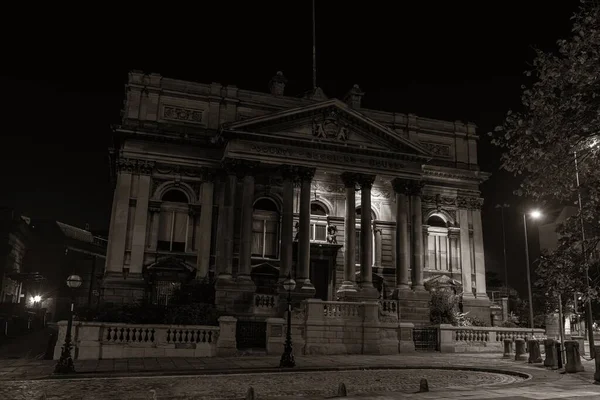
left=310, top=221, right=327, bottom=242
left=252, top=215, right=279, bottom=259
left=158, top=209, right=188, bottom=252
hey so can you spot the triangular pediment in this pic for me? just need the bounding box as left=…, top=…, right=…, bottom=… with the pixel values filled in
left=224, top=99, right=430, bottom=156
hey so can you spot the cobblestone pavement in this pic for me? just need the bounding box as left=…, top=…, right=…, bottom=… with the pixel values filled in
left=0, top=353, right=598, bottom=399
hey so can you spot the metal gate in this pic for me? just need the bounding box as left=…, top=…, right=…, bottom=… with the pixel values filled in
left=413, top=327, right=439, bottom=351
left=236, top=320, right=267, bottom=349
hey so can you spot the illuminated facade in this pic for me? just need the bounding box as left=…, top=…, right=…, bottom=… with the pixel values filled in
left=103, top=71, right=491, bottom=324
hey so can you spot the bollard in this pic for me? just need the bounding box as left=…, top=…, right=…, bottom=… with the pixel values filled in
left=419, top=378, right=429, bottom=393
left=337, top=383, right=347, bottom=397
left=555, top=342, right=563, bottom=369
left=543, top=339, right=558, bottom=370
left=503, top=339, right=513, bottom=359
left=564, top=340, right=585, bottom=373
left=528, top=339, right=543, bottom=363
left=514, top=338, right=527, bottom=361
left=594, top=345, right=600, bottom=383
left=571, top=336, right=585, bottom=356
left=245, top=387, right=255, bottom=400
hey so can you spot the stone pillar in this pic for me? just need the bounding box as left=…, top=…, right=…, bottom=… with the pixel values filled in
left=196, top=176, right=214, bottom=280
left=298, top=167, right=316, bottom=293
left=544, top=338, right=558, bottom=369
left=448, top=231, right=460, bottom=276
left=373, top=226, right=382, bottom=268
left=528, top=339, right=543, bottom=363
left=216, top=162, right=238, bottom=282
left=105, top=169, right=132, bottom=274
left=514, top=338, right=527, bottom=361
left=564, top=340, right=585, bottom=373
left=279, top=166, right=296, bottom=281
left=458, top=208, right=473, bottom=298
left=410, top=182, right=425, bottom=291
left=357, top=174, right=378, bottom=298
left=338, top=172, right=358, bottom=296
left=238, top=166, right=257, bottom=282
left=130, top=174, right=151, bottom=275
left=392, top=179, right=410, bottom=294
left=471, top=206, right=488, bottom=298
left=147, top=202, right=161, bottom=252
left=503, top=339, right=513, bottom=358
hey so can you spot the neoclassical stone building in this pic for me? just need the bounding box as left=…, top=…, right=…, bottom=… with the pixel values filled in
left=103, top=71, right=490, bottom=324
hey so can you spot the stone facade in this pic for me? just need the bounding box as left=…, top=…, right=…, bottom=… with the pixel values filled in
left=103, top=71, right=491, bottom=325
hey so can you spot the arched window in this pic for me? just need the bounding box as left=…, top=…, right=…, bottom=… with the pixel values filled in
left=426, top=214, right=449, bottom=271
left=158, top=189, right=189, bottom=252
left=252, top=198, right=279, bottom=259
left=310, top=202, right=328, bottom=242
left=355, top=207, right=376, bottom=265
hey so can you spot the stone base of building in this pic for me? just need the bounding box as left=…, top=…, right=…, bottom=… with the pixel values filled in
left=392, top=289, right=431, bottom=327
left=215, top=277, right=256, bottom=314
left=101, top=272, right=146, bottom=304
left=463, top=295, right=492, bottom=325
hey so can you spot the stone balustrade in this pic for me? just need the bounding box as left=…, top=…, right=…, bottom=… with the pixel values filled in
left=438, top=324, right=545, bottom=353
left=53, top=316, right=238, bottom=360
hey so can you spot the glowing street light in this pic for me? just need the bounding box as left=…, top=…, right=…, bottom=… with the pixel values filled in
left=530, top=210, right=542, bottom=219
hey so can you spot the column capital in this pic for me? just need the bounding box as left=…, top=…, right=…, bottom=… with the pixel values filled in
left=355, top=173, right=376, bottom=189
left=201, top=167, right=218, bottom=182
left=340, top=172, right=359, bottom=189
left=296, top=166, right=316, bottom=181
left=116, top=157, right=156, bottom=175
left=221, top=158, right=260, bottom=178
left=457, top=196, right=484, bottom=210
left=392, top=178, right=423, bottom=196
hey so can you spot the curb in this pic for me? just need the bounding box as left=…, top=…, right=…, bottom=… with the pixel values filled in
left=36, top=365, right=533, bottom=381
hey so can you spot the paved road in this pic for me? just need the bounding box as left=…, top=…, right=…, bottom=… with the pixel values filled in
left=0, top=353, right=598, bottom=399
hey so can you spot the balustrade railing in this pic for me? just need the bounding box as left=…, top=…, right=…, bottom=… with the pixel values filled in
left=323, top=301, right=362, bottom=318
left=438, top=324, right=546, bottom=353
left=252, top=294, right=279, bottom=315
left=101, top=323, right=219, bottom=346
left=378, top=300, right=399, bottom=320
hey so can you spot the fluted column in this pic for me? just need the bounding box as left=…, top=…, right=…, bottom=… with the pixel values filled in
left=196, top=174, right=214, bottom=280
left=471, top=202, right=488, bottom=298
left=238, top=164, right=258, bottom=282
left=279, top=166, right=296, bottom=281
left=410, top=182, right=425, bottom=291
left=392, top=178, right=411, bottom=293
left=147, top=201, right=161, bottom=252
left=338, top=172, right=358, bottom=295
left=448, top=230, right=460, bottom=279
left=357, top=174, right=377, bottom=295
left=457, top=206, right=474, bottom=298
left=374, top=226, right=382, bottom=268
left=298, top=167, right=316, bottom=293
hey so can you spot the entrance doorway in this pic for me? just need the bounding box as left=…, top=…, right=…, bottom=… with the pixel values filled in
left=310, top=260, right=331, bottom=300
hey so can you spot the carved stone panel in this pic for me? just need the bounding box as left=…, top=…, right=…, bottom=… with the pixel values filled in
left=163, top=105, right=204, bottom=124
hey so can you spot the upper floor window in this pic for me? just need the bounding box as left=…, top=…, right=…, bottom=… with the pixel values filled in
left=252, top=198, right=279, bottom=259
left=158, top=189, right=189, bottom=252
left=310, top=202, right=328, bottom=242
left=426, top=215, right=450, bottom=271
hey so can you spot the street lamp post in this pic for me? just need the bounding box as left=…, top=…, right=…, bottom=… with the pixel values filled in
left=523, top=210, right=542, bottom=335
left=574, top=149, right=595, bottom=358
left=279, top=273, right=296, bottom=368
left=54, top=274, right=83, bottom=374
left=495, top=204, right=510, bottom=294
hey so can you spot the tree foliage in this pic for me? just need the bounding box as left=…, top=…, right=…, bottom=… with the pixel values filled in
left=490, top=1, right=600, bottom=303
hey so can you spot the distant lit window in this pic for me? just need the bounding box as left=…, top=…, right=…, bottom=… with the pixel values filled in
left=158, top=189, right=189, bottom=252
left=252, top=199, right=279, bottom=259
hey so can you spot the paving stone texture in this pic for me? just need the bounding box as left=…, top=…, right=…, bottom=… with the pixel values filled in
left=0, top=353, right=599, bottom=399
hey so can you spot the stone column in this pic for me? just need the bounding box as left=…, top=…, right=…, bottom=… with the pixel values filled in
left=279, top=166, right=296, bottom=281
left=374, top=226, right=382, bottom=268
left=216, top=161, right=239, bottom=282
left=186, top=208, right=195, bottom=253
left=457, top=206, right=474, bottom=298
left=448, top=230, right=461, bottom=277
left=357, top=174, right=378, bottom=297
left=298, top=167, right=316, bottom=293
left=338, top=172, right=358, bottom=295
left=392, top=179, right=411, bottom=293
left=105, top=167, right=133, bottom=274
left=130, top=173, right=151, bottom=275
left=196, top=174, right=214, bottom=280
left=410, top=182, right=425, bottom=291
left=471, top=204, right=488, bottom=298
left=238, top=163, right=258, bottom=285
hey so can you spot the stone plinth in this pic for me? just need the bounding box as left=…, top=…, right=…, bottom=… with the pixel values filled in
left=265, top=317, right=285, bottom=355
left=101, top=273, right=146, bottom=304
left=571, top=335, right=585, bottom=356
left=398, top=322, right=415, bottom=353
left=462, top=296, right=492, bottom=326
left=514, top=339, right=526, bottom=361
left=564, top=340, right=585, bottom=373
left=215, top=277, right=256, bottom=314
left=503, top=339, right=513, bottom=359
left=527, top=339, right=542, bottom=363
left=393, top=290, right=430, bottom=327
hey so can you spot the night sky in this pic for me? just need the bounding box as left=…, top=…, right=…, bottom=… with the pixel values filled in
left=0, top=1, right=580, bottom=297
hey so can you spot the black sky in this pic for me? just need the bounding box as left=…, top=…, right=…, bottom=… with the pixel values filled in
left=0, top=1, right=581, bottom=297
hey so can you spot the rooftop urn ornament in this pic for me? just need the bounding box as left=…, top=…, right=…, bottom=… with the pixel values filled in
left=344, top=84, right=365, bottom=109
left=269, top=71, right=287, bottom=96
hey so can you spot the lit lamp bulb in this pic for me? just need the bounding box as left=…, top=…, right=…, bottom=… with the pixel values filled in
left=33, top=295, right=41, bottom=303
left=530, top=210, right=542, bottom=219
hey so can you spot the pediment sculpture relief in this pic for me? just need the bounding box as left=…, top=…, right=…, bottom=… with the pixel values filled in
left=312, top=110, right=349, bottom=141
